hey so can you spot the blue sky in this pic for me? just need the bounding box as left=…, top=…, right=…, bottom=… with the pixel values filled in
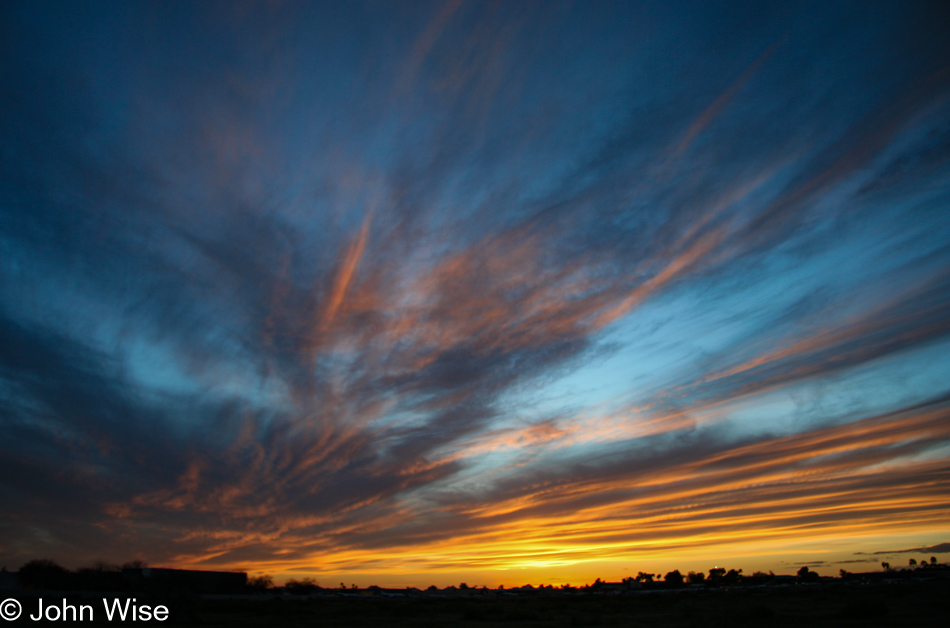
left=1, top=0, right=949, bottom=584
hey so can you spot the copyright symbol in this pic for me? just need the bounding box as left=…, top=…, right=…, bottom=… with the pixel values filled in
left=0, top=598, right=20, bottom=621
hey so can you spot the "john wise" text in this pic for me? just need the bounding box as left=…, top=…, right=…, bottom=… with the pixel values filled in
left=28, top=598, right=169, bottom=622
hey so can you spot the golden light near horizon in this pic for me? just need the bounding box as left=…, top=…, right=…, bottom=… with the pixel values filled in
left=169, top=396, right=950, bottom=586
left=1, top=1, right=949, bottom=586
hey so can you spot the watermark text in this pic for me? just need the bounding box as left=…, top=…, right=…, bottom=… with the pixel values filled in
left=0, top=598, right=168, bottom=622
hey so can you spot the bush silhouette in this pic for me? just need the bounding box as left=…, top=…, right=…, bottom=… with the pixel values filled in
left=285, top=577, right=318, bottom=595
left=664, top=570, right=684, bottom=586
left=247, top=574, right=274, bottom=593
left=18, top=559, right=72, bottom=590
left=723, top=568, right=742, bottom=585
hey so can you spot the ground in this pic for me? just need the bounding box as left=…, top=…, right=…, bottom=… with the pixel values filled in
left=21, top=579, right=938, bottom=627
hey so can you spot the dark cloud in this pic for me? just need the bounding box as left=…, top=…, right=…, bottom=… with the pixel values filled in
left=860, top=543, right=950, bottom=556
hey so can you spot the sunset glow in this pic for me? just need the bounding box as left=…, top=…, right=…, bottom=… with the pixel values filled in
left=1, top=1, right=949, bottom=588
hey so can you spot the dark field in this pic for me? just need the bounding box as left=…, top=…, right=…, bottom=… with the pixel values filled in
left=15, top=580, right=941, bottom=627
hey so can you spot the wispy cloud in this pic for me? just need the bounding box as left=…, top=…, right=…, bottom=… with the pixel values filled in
left=1, top=1, right=949, bottom=583
left=859, top=543, right=950, bottom=556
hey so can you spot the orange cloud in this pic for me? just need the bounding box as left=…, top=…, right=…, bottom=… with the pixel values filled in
left=144, top=397, right=950, bottom=586
left=319, top=212, right=372, bottom=333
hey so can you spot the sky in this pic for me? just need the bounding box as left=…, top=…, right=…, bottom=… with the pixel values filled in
left=1, top=0, right=949, bottom=587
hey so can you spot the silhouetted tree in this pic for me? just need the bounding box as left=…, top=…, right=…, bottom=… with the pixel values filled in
left=931, top=556, right=937, bottom=566
left=82, top=561, right=119, bottom=572
left=247, top=574, right=273, bottom=593
left=746, top=571, right=774, bottom=585
left=707, top=567, right=725, bottom=584
left=121, top=560, right=147, bottom=570
left=285, top=577, right=318, bottom=595
left=723, top=568, right=742, bottom=585
left=635, top=572, right=655, bottom=583
left=75, top=561, right=124, bottom=592
left=18, top=559, right=73, bottom=590
left=909, top=558, right=917, bottom=567
left=797, top=566, right=819, bottom=583
left=881, top=562, right=890, bottom=571
left=664, top=570, right=684, bottom=586
left=687, top=571, right=705, bottom=584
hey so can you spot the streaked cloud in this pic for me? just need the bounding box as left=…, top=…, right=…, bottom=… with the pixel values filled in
left=1, top=0, right=949, bottom=584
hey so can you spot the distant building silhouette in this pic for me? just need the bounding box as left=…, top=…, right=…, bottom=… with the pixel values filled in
left=124, top=567, right=247, bottom=594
